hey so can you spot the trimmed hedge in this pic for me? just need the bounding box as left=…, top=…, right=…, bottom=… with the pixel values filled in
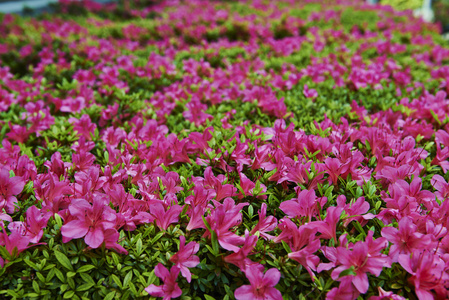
left=0, top=0, right=449, bottom=299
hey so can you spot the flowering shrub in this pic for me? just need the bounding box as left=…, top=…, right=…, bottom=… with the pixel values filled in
left=0, top=0, right=449, bottom=299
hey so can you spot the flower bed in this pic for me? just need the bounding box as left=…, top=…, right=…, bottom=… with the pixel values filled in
left=0, top=0, right=449, bottom=299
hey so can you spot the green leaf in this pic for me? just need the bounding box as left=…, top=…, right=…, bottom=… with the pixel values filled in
left=204, top=295, right=217, bottom=300
left=123, top=271, right=133, bottom=288
left=79, top=273, right=94, bottom=284
left=76, top=283, right=94, bottom=292
left=104, top=291, right=116, bottom=300
left=338, top=266, right=357, bottom=278
left=281, top=241, right=292, bottom=253
left=32, top=280, right=40, bottom=293
left=151, top=232, right=164, bottom=244
left=111, top=274, right=123, bottom=289
left=63, top=291, right=75, bottom=299
left=0, top=246, right=12, bottom=261
left=6, top=290, right=20, bottom=297
left=54, top=268, right=65, bottom=282
left=54, top=251, right=74, bottom=271
left=430, top=109, right=442, bottom=125
left=77, top=265, right=96, bottom=273
left=353, top=221, right=365, bottom=237
left=135, top=238, right=143, bottom=255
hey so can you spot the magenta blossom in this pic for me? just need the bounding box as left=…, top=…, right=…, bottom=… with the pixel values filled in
left=169, top=235, right=200, bottom=282
left=145, top=264, right=182, bottom=300
left=303, top=84, right=318, bottom=99
left=331, top=240, right=391, bottom=294
left=398, top=250, right=449, bottom=300
left=60, top=197, right=116, bottom=248
left=0, top=167, right=25, bottom=214
left=235, top=265, right=282, bottom=300
left=369, top=287, right=406, bottom=300
left=381, top=217, right=433, bottom=262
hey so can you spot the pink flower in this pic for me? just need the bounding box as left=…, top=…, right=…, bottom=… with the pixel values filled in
left=60, top=197, right=116, bottom=248
left=8, top=205, right=51, bottom=243
left=381, top=217, right=433, bottom=262
left=234, top=265, right=282, bottom=300
left=250, top=203, right=277, bottom=240
left=280, top=189, right=322, bottom=221
left=288, top=235, right=321, bottom=280
left=369, top=287, right=406, bottom=300
left=326, top=278, right=360, bottom=300
left=224, top=231, right=259, bottom=271
left=331, top=240, right=390, bottom=294
left=0, top=167, right=25, bottom=214
left=203, top=198, right=247, bottom=252
left=145, top=264, right=182, bottom=300
left=303, top=84, right=318, bottom=99
left=169, top=236, right=200, bottom=282
left=309, top=206, right=343, bottom=241
left=0, top=224, right=32, bottom=266
left=237, top=173, right=267, bottom=199
left=103, top=228, right=127, bottom=254
left=150, top=202, right=182, bottom=231
left=398, top=250, right=449, bottom=300
left=431, top=174, right=449, bottom=201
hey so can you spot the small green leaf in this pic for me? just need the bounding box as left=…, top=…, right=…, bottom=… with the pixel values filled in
left=430, top=109, right=442, bottom=125
left=111, top=274, right=123, bottom=289
left=79, top=273, right=94, bottom=284
left=63, top=291, right=75, bottom=299
left=136, top=238, right=143, bottom=255
left=54, top=251, right=74, bottom=271
left=123, top=271, right=133, bottom=288
left=76, top=283, right=94, bottom=292
left=54, top=268, right=65, bottom=282
left=151, top=232, right=164, bottom=244
left=104, top=291, right=116, bottom=300
left=77, top=265, right=96, bottom=273
left=32, top=280, right=40, bottom=293
left=338, top=266, right=357, bottom=278
left=0, top=246, right=12, bottom=261
left=281, top=241, right=292, bottom=253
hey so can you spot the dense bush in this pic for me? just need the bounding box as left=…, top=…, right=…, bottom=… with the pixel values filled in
left=0, top=0, right=449, bottom=299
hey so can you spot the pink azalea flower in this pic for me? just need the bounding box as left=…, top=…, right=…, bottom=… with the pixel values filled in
left=145, top=264, right=182, bottom=300
left=398, top=250, right=449, bottom=300
left=8, top=205, right=51, bottom=243
left=60, top=197, right=116, bottom=248
left=280, top=189, right=322, bottom=222
left=224, top=231, right=259, bottom=271
left=381, top=217, right=433, bottom=262
left=431, top=174, right=449, bottom=200
left=250, top=203, right=277, bottom=240
left=203, top=198, right=247, bottom=252
left=169, top=235, right=200, bottom=283
left=103, top=228, right=127, bottom=254
left=326, top=278, right=360, bottom=300
left=0, top=167, right=25, bottom=214
left=288, top=235, right=321, bottom=280
left=369, top=287, right=406, bottom=300
left=331, top=240, right=390, bottom=294
left=234, top=265, right=282, bottom=300
left=303, top=84, right=318, bottom=99
left=0, top=224, right=31, bottom=266
left=309, top=206, right=343, bottom=241
left=150, top=202, right=183, bottom=231
left=237, top=173, right=267, bottom=199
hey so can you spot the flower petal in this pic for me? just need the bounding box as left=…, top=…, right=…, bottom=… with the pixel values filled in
left=61, top=220, right=88, bottom=239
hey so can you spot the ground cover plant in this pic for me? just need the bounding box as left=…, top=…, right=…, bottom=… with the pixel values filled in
left=0, top=0, right=449, bottom=299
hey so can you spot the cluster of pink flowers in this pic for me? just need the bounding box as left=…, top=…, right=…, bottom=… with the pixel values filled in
left=0, top=0, right=449, bottom=299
